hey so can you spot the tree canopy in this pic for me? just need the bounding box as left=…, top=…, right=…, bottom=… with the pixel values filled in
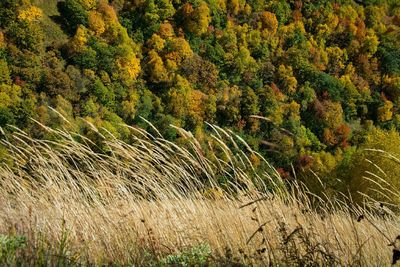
left=1, top=0, right=400, bottom=203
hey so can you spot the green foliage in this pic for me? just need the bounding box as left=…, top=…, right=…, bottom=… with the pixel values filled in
left=301, top=65, right=345, bottom=101
left=0, top=0, right=19, bottom=29
left=0, top=234, right=27, bottom=265
left=59, top=0, right=88, bottom=33
left=90, top=79, right=115, bottom=107
left=268, top=0, right=291, bottom=25
left=0, top=106, right=15, bottom=126
left=378, top=44, right=400, bottom=76
left=6, top=20, right=44, bottom=52
left=0, top=60, right=11, bottom=84
left=160, top=243, right=212, bottom=267
left=72, top=48, right=97, bottom=70
left=241, top=86, right=259, bottom=118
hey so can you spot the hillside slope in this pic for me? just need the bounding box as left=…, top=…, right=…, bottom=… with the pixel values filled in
left=0, top=0, right=400, bottom=203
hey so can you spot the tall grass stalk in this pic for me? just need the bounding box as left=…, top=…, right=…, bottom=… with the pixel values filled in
left=0, top=122, right=399, bottom=266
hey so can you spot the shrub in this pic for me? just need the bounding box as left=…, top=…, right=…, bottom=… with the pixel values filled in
left=160, top=243, right=212, bottom=267
left=0, top=234, right=27, bottom=265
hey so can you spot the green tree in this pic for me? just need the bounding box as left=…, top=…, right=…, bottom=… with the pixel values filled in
left=89, top=78, right=115, bottom=108
left=6, top=20, right=44, bottom=53
left=268, top=0, right=291, bottom=25
left=217, top=84, right=242, bottom=125
left=59, top=0, right=89, bottom=33
left=241, top=86, right=259, bottom=118
left=0, top=60, right=11, bottom=84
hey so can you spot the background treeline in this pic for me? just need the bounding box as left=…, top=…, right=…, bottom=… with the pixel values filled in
left=0, top=0, right=400, bottom=202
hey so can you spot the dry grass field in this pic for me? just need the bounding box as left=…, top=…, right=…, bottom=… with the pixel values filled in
left=0, top=121, right=399, bottom=266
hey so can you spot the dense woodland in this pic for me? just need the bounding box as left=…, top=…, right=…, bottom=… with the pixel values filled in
left=1, top=0, right=400, bottom=201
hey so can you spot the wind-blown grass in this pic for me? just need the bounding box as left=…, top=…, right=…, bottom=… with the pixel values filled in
left=0, top=122, right=399, bottom=266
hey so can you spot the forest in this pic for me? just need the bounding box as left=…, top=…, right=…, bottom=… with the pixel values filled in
left=1, top=0, right=400, bottom=265
left=1, top=0, right=400, bottom=201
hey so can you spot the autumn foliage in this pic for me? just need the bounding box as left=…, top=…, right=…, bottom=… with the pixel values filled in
left=0, top=0, right=400, bottom=199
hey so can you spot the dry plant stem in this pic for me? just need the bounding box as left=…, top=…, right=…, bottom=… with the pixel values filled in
left=0, top=123, right=399, bottom=265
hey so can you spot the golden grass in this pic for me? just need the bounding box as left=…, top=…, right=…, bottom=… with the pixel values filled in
left=0, top=122, right=399, bottom=266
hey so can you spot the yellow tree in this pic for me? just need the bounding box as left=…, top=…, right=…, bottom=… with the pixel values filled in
left=320, top=100, right=344, bottom=129
left=188, top=90, right=207, bottom=126
left=193, top=1, right=211, bottom=35
left=0, top=31, right=4, bottom=48
left=147, top=50, right=169, bottom=83
left=68, top=25, right=88, bottom=54
left=0, top=84, right=22, bottom=108
left=260, top=11, right=278, bottom=36
left=184, top=1, right=211, bottom=36
left=121, top=90, right=139, bottom=120
left=98, top=0, right=118, bottom=23
left=18, top=5, right=43, bottom=21
left=278, top=65, right=298, bottom=95
left=158, top=22, right=175, bottom=38
left=227, top=0, right=240, bottom=15
left=115, top=42, right=141, bottom=84
left=147, top=34, right=165, bottom=52
left=326, top=46, right=347, bottom=75
left=164, top=37, right=193, bottom=65
left=377, top=100, right=393, bottom=122
left=88, top=11, right=106, bottom=36
left=166, top=75, right=192, bottom=119
left=77, top=0, right=97, bottom=10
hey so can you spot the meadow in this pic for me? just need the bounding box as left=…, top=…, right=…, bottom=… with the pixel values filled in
left=0, top=121, right=399, bottom=266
